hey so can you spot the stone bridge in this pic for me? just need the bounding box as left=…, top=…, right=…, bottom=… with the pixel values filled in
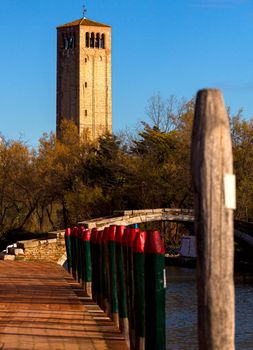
left=78, top=208, right=253, bottom=248
left=1, top=208, right=252, bottom=263
left=79, top=208, right=194, bottom=230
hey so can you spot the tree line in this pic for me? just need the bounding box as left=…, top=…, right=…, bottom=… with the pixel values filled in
left=0, top=94, right=251, bottom=240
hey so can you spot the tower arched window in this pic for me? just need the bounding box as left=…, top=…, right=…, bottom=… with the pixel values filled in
left=90, top=33, right=95, bottom=48
left=63, top=36, right=69, bottom=49
left=86, top=32, right=89, bottom=48
left=100, top=34, right=105, bottom=49
left=95, top=33, right=100, bottom=48
left=69, top=34, right=74, bottom=49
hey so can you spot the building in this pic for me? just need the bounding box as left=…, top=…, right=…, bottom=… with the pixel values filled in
left=56, top=17, right=112, bottom=140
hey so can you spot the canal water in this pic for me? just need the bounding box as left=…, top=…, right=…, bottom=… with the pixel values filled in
left=166, top=266, right=253, bottom=350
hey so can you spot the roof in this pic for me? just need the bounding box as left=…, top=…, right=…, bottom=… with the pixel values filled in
left=57, top=18, right=111, bottom=29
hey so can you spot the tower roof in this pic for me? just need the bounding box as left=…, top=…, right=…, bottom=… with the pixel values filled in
left=57, top=18, right=111, bottom=29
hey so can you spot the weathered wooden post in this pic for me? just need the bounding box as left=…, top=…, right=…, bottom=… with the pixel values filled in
left=191, top=89, right=235, bottom=350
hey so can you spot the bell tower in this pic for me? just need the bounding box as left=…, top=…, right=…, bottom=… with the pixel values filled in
left=56, top=17, right=112, bottom=139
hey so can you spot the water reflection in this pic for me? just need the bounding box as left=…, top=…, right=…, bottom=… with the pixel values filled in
left=235, top=282, right=253, bottom=349
left=166, top=266, right=253, bottom=350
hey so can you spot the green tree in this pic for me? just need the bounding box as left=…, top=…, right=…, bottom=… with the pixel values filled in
left=0, top=137, right=37, bottom=238
left=230, top=111, right=253, bottom=220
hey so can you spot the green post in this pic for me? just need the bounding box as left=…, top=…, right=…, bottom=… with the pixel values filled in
left=77, top=226, right=84, bottom=283
left=71, top=226, right=78, bottom=280
left=133, top=230, right=147, bottom=350
left=145, top=229, right=166, bottom=350
left=127, top=227, right=139, bottom=350
left=108, top=225, right=119, bottom=327
left=96, top=230, right=104, bottom=308
left=91, top=228, right=98, bottom=302
left=102, top=227, right=110, bottom=315
left=122, top=227, right=130, bottom=281
left=122, top=227, right=130, bottom=325
left=65, top=228, right=72, bottom=274
left=82, top=229, right=92, bottom=296
left=115, top=225, right=130, bottom=346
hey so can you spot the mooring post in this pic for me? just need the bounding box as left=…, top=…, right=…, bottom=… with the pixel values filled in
left=122, top=228, right=130, bottom=324
left=65, top=228, right=72, bottom=274
left=82, top=229, right=92, bottom=296
left=102, top=227, right=110, bottom=316
left=108, top=225, right=119, bottom=327
left=191, top=89, right=235, bottom=350
left=75, top=227, right=80, bottom=282
left=127, top=228, right=139, bottom=350
left=78, top=227, right=85, bottom=287
left=145, top=230, right=166, bottom=350
left=115, top=225, right=130, bottom=347
left=71, top=226, right=78, bottom=280
left=91, top=228, right=98, bottom=302
left=133, top=230, right=146, bottom=350
left=96, top=230, right=104, bottom=308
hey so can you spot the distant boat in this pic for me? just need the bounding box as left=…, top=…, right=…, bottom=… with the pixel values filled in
left=179, top=236, right=196, bottom=258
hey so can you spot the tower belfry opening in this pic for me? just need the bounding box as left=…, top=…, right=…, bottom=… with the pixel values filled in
left=56, top=17, right=112, bottom=140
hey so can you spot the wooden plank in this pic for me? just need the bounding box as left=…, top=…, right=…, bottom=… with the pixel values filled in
left=0, top=261, right=128, bottom=350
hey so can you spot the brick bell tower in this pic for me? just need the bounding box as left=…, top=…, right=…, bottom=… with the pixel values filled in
left=56, top=16, right=112, bottom=140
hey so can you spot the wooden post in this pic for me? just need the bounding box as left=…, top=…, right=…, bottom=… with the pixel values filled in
left=191, top=89, right=235, bottom=350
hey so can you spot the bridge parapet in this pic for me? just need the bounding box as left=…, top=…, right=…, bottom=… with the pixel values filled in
left=79, top=208, right=194, bottom=230
left=0, top=231, right=66, bottom=263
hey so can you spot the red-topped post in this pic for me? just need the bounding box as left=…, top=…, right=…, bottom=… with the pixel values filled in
left=65, top=228, right=72, bottom=273
left=71, top=226, right=78, bottom=280
left=108, top=225, right=119, bottom=327
left=102, top=227, right=110, bottom=315
left=78, top=226, right=85, bottom=284
left=82, top=229, right=92, bottom=296
left=96, top=230, right=104, bottom=308
left=145, top=229, right=166, bottom=350
left=127, top=227, right=139, bottom=350
left=91, top=228, right=98, bottom=302
left=133, top=230, right=147, bottom=350
left=122, top=228, right=130, bottom=340
left=115, top=225, right=129, bottom=346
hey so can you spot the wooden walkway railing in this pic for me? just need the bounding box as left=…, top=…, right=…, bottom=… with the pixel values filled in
left=0, top=261, right=128, bottom=350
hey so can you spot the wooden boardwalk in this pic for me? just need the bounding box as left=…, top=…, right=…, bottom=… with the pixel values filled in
left=0, top=261, right=128, bottom=350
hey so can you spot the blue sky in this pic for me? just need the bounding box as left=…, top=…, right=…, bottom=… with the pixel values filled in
left=0, top=0, right=252, bottom=145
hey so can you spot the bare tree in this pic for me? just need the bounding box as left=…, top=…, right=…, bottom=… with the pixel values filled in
left=145, top=93, right=191, bottom=132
